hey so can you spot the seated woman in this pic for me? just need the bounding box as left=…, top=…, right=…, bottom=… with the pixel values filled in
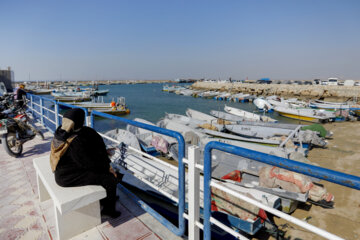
left=50, top=108, right=121, bottom=218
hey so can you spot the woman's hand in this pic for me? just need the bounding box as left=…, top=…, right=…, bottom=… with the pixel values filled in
left=109, top=166, right=117, bottom=178
left=106, top=147, right=116, bottom=156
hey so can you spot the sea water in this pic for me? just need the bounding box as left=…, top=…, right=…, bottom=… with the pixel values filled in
left=89, top=83, right=299, bottom=132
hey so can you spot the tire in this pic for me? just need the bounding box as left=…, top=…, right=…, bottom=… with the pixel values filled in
left=2, top=132, right=23, bottom=157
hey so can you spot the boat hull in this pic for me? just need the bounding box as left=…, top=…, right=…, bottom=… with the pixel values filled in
left=277, top=111, right=320, bottom=122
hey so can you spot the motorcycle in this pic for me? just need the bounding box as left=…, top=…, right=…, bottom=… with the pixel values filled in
left=0, top=100, right=44, bottom=157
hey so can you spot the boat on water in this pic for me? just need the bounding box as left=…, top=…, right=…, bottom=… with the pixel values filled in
left=274, top=106, right=336, bottom=123
left=51, top=91, right=92, bottom=102
left=228, top=93, right=255, bottom=102
left=162, top=85, right=185, bottom=92
left=253, top=98, right=273, bottom=112
left=197, top=91, right=219, bottom=99
left=31, top=88, right=54, bottom=95
left=71, top=97, right=130, bottom=116
left=224, top=105, right=277, bottom=122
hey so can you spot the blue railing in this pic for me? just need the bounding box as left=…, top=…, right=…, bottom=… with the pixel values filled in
left=90, top=110, right=186, bottom=237
left=27, top=93, right=186, bottom=237
left=27, top=93, right=89, bottom=132
left=202, top=141, right=360, bottom=240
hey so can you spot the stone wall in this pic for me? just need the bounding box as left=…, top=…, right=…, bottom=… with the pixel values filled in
left=191, top=82, right=360, bottom=102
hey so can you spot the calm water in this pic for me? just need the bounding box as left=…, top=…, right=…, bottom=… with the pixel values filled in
left=88, top=83, right=300, bottom=132
left=40, top=83, right=302, bottom=132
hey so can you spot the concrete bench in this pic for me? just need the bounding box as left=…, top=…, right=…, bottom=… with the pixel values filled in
left=33, top=155, right=106, bottom=240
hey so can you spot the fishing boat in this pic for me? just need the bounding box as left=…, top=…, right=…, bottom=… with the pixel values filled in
left=274, top=106, right=336, bottom=123
left=214, top=92, right=231, bottom=100
left=72, top=97, right=130, bottom=116
left=185, top=108, right=218, bottom=123
left=105, top=130, right=312, bottom=233
left=106, top=141, right=280, bottom=236
left=267, top=98, right=306, bottom=108
left=51, top=91, right=92, bottom=102
left=197, top=91, right=219, bottom=99
left=91, top=89, right=109, bottom=96
left=224, top=124, right=327, bottom=147
left=164, top=113, right=225, bottom=131
left=224, top=105, right=277, bottom=122
left=253, top=98, right=273, bottom=112
left=228, top=93, right=255, bottom=102
left=210, top=110, right=246, bottom=122
left=32, top=88, right=54, bottom=95
left=162, top=85, right=185, bottom=92
left=309, top=100, right=360, bottom=110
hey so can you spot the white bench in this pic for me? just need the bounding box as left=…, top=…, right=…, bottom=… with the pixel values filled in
left=33, top=155, right=106, bottom=240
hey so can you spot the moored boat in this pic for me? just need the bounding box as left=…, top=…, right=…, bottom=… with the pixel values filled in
left=274, top=106, right=336, bottom=123
left=224, top=105, right=277, bottom=122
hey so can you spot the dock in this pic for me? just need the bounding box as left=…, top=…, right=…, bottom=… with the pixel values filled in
left=0, top=127, right=182, bottom=240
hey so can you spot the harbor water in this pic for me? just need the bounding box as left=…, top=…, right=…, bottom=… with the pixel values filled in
left=61, top=83, right=304, bottom=132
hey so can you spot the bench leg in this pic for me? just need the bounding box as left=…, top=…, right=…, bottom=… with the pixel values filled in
left=55, top=201, right=101, bottom=240
left=37, top=173, right=50, bottom=202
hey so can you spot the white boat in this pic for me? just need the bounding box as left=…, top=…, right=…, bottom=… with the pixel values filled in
left=210, top=110, right=246, bottom=122
left=198, top=91, right=219, bottom=98
left=224, top=105, right=277, bottom=122
left=268, top=98, right=306, bottom=108
left=185, top=108, right=218, bottom=123
left=51, top=91, right=92, bottom=102
left=228, top=93, right=255, bottom=102
left=32, top=88, right=54, bottom=95
left=253, top=98, right=273, bottom=112
left=274, top=106, right=336, bottom=122
left=309, top=100, right=360, bottom=110
left=164, top=113, right=225, bottom=131
left=106, top=138, right=282, bottom=235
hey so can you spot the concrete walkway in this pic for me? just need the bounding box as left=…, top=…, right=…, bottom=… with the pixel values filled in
left=0, top=128, right=182, bottom=240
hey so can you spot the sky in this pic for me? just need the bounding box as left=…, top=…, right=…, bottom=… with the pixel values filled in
left=0, top=0, right=360, bottom=81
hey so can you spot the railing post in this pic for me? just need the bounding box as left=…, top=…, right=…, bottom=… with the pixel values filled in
left=188, top=146, right=200, bottom=240
left=55, top=102, right=59, bottom=128
left=30, top=95, right=34, bottom=115
left=90, top=112, right=94, bottom=128
left=40, top=97, right=44, bottom=125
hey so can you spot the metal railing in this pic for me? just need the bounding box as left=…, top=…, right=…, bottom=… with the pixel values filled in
left=199, top=141, right=360, bottom=240
left=27, top=93, right=89, bottom=132
left=90, top=110, right=186, bottom=236
left=26, top=93, right=186, bottom=236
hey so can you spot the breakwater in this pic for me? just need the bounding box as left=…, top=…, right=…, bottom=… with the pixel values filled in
left=191, top=82, right=360, bottom=102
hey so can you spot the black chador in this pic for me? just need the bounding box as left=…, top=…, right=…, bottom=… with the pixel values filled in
left=50, top=108, right=121, bottom=218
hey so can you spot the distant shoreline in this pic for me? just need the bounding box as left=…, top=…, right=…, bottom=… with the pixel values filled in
left=191, top=82, right=360, bottom=102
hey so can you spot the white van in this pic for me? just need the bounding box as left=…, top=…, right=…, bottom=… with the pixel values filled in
left=327, top=78, right=338, bottom=86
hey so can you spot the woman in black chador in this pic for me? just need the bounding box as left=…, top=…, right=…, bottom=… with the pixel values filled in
left=50, top=108, right=121, bottom=218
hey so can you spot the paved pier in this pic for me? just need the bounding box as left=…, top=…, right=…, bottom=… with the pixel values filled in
left=0, top=127, right=182, bottom=240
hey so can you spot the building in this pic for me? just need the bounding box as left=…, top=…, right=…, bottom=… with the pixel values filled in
left=0, top=67, right=14, bottom=92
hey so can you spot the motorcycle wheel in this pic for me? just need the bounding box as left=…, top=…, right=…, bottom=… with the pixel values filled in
left=2, top=132, right=23, bottom=157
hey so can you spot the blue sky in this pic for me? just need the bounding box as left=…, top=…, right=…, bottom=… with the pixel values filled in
left=1, top=0, right=359, bottom=81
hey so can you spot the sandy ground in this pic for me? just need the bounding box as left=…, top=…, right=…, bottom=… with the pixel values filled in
left=267, top=122, right=360, bottom=240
